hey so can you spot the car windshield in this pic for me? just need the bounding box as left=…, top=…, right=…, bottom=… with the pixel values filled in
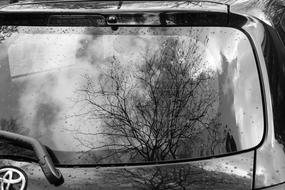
left=0, top=26, right=263, bottom=165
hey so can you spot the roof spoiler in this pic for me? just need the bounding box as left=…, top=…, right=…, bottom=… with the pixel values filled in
left=0, top=1, right=234, bottom=27
left=4, top=0, right=229, bottom=13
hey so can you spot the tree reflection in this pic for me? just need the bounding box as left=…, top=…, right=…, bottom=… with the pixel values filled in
left=99, top=164, right=251, bottom=190
left=72, top=34, right=231, bottom=163
left=0, top=26, right=17, bottom=43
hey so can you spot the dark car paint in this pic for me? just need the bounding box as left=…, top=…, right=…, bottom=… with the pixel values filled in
left=0, top=151, right=253, bottom=190
left=0, top=1, right=284, bottom=189
left=254, top=15, right=285, bottom=189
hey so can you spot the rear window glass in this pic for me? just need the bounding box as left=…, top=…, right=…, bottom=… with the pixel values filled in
left=0, top=26, right=263, bottom=165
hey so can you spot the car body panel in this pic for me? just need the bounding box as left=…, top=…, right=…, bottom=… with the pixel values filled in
left=0, top=1, right=284, bottom=189
left=230, top=4, right=285, bottom=188
left=0, top=151, right=253, bottom=189
left=253, top=12, right=285, bottom=189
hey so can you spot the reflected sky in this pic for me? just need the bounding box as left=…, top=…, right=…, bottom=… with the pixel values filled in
left=0, top=26, right=263, bottom=164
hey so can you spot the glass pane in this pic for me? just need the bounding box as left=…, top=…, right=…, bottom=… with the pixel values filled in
left=0, top=26, right=263, bottom=165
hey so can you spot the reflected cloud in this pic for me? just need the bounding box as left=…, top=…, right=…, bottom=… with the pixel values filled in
left=0, top=26, right=263, bottom=165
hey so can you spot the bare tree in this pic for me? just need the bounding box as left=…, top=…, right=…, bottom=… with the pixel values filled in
left=73, top=34, right=227, bottom=163
left=99, top=163, right=251, bottom=190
